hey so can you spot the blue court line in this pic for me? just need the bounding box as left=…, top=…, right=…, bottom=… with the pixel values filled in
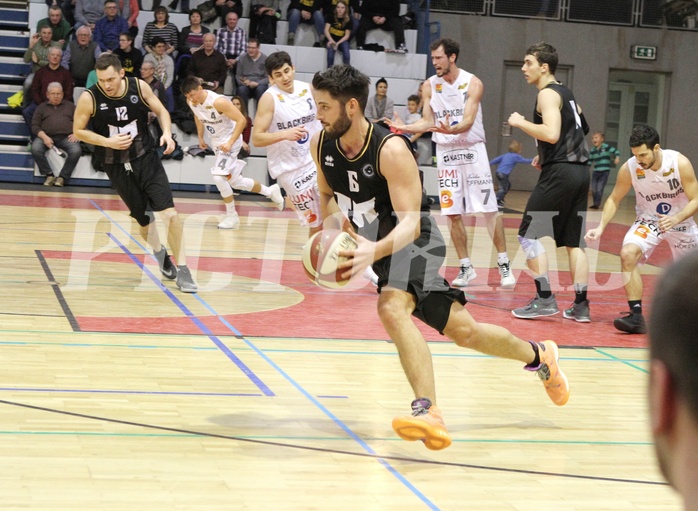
left=106, top=231, right=274, bottom=397
left=90, top=202, right=440, bottom=510
left=0, top=387, right=261, bottom=397
left=594, top=348, right=649, bottom=374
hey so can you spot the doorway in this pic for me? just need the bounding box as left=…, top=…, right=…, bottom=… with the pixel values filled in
left=604, top=70, right=667, bottom=183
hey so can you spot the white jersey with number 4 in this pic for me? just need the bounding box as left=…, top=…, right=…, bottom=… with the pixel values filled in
left=188, top=90, right=242, bottom=154
left=264, top=80, right=321, bottom=179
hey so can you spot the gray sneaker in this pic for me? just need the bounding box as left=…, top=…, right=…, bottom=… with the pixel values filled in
left=563, top=300, right=590, bottom=323
left=154, top=247, right=177, bottom=280
left=512, top=294, right=559, bottom=319
left=176, top=266, right=198, bottom=293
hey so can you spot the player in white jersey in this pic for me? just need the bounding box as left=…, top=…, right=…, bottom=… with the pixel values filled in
left=251, top=51, right=324, bottom=235
left=388, top=38, right=515, bottom=290
left=585, top=124, right=698, bottom=334
left=181, top=77, right=284, bottom=230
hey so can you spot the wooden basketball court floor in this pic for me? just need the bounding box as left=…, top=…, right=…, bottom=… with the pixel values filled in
left=0, top=183, right=682, bottom=510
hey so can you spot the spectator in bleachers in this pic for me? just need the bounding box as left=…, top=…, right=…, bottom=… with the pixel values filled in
left=113, top=31, right=143, bottom=77
left=116, top=0, right=140, bottom=38
left=24, top=26, right=61, bottom=75
left=188, top=33, right=227, bottom=94
left=23, top=26, right=61, bottom=103
left=37, top=5, right=72, bottom=50
left=321, top=0, right=359, bottom=37
left=235, top=38, right=268, bottom=109
left=140, top=60, right=166, bottom=101
left=144, top=37, right=175, bottom=111
left=176, top=9, right=210, bottom=79
left=93, top=0, right=129, bottom=52
left=31, top=82, right=82, bottom=187
left=232, top=95, right=251, bottom=158
left=74, top=0, right=104, bottom=30
left=323, top=0, right=351, bottom=68
left=398, top=93, right=423, bottom=153
left=142, top=7, right=179, bottom=56
left=355, top=0, right=406, bottom=53
left=214, top=0, right=243, bottom=22
left=286, top=0, right=326, bottom=47
left=139, top=61, right=166, bottom=136
left=216, top=11, right=247, bottom=81
left=24, top=47, right=74, bottom=130
left=249, top=0, right=281, bottom=44
left=365, top=77, right=394, bottom=127
left=61, top=25, right=100, bottom=87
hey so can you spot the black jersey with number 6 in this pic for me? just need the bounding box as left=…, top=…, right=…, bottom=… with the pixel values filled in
left=87, top=77, right=155, bottom=167
left=318, top=122, right=429, bottom=242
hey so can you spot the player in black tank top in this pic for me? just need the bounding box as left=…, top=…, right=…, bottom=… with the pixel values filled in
left=309, top=64, right=570, bottom=452
left=508, top=42, right=591, bottom=322
left=317, top=122, right=430, bottom=242
left=88, top=76, right=155, bottom=167
left=73, top=54, right=198, bottom=294
left=533, top=82, right=589, bottom=166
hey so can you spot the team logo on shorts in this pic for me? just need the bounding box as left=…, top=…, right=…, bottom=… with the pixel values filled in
left=130, top=95, right=138, bottom=103
left=362, top=164, right=374, bottom=178
left=443, top=148, right=477, bottom=165
left=635, top=167, right=646, bottom=179
left=634, top=225, right=650, bottom=239
left=440, top=190, right=454, bottom=208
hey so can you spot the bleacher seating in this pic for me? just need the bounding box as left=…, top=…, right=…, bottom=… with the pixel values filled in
left=17, top=0, right=436, bottom=195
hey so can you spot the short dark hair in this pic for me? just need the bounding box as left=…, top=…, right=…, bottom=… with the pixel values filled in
left=265, top=51, right=293, bottom=76
left=312, top=64, right=370, bottom=112
left=430, top=38, right=460, bottom=62
left=151, top=36, right=166, bottom=47
left=629, top=124, right=660, bottom=149
left=188, top=8, right=201, bottom=19
left=180, top=75, right=202, bottom=95
left=95, top=53, right=122, bottom=71
left=375, top=77, right=387, bottom=89
left=407, top=94, right=419, bottom=103
left=248, top=37, right=260, bottom=47
left=650, top=250, right=698, bottom=422
left=526, top=41, right=558, bottom=74
left=120, top=31, right=133, bottom=42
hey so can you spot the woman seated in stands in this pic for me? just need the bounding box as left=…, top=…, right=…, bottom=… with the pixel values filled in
left=324, top=1, right=351, bottom=68
left=142, top=6, right=179, bottom=57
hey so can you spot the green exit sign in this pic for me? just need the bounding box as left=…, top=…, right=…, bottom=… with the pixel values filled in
left=631, top=45, right=657, bottom=60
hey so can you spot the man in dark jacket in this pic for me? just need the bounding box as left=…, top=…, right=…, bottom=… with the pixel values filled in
left=355, top=0, right=406, bottom=52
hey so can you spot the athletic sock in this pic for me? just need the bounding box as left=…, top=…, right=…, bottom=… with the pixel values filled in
left=459, top=257, right=472, bottom=268
left=535, top=275, right=552, bottom=299
left=525, top=340, right=541, bottom=369
left=497, top=252, right=509, bottom=265
left=260, top=185, right=270, bottom=196
left=573, top=283, right=588, bottom=304
left=629, top=300, right=642, bottom=315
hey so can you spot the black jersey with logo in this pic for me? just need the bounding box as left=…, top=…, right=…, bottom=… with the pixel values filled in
left=534, top=82, right=589, bottom=166
left=88, top=77, right=154, bottom=166
left=318, top=122, right=429, bottom=243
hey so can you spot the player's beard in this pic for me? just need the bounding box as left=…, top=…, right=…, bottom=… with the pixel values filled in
left=324, top=109, right=352, bottom=139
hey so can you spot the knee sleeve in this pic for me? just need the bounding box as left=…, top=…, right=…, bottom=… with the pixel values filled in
left=518, top=236, right=545, bottom=260
left=229, top=175, right=255, bottom=192
left=213, top=174, right=234, bottom=198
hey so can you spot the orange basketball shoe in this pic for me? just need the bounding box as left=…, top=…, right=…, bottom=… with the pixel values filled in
left=526, top=340, right=570, bottom=406
left=392, top=398, right=452, bottom=450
